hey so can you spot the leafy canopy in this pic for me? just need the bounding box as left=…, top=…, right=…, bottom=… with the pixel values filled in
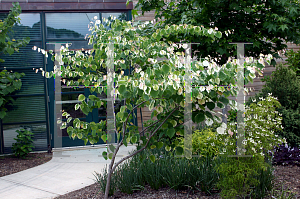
left=40, top=18, right=272, bottom=160
left=133, top=0, right=300, bottom=66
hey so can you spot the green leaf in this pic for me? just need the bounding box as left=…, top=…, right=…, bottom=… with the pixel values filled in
left=165, top=145, right=171, bottom=151
left=150, top=89, right=159, bottom=98
left=108, top=144, right=115, bottom=153
left=215, top=31, right=222, bottom=39
left=131, top=136, right=137, bottom=143
left=151, top=109, right=158, bottom=119
left=108, top=153, right=113, bottom=160
left=148, top=100, right=155, bottom=111
left=206, top=102, right=215, bottom=110
left=101, top=134, right=107, bottom=142
left=217, top=102, right=224, bottom=109
left=118, top=85, right=126, bottom=95
left=162, top=64, right=171, bottom=75
left=219, top=71, right=227, bottom=81
left=219, top=96, right=229, bottom=105
left=7, top=47, right=14, bottom=55
left=149, top=154, right=155, bottom=163
left=195, top=112, right=205, bottom=123
left=0, top=110, right=5, bottom=119
left=150, top=145, right=156, bottom=149
left=157, top=142, right=164, bottom=149
left=166, top=128, right=175, bottom=138
left=205, top=111, right=214, bottom=119
left=78, top=94, right=85, bottom=101
left=67, top=117, right=72, bottom=123
left=175, top=146, right=183, bottom=155
left=102, top=151, right=108, bottom=160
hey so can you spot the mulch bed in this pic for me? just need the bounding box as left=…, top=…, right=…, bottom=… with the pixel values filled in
left=0, top=152, right=299, bottom=198
left=0, top=152, right=52, bottom=177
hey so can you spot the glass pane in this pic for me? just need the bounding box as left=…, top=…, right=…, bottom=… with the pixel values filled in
left=97, top=92, right=122, bottom=117
left=46, top=13, right=100, bottom=39
left=3, top=123, right=47, bottom=153
left=2, top=96, right=46, bottom=123
left=5, top=67, right=46, bottom=95
left=0, top=13, right=41, bottom=40
left=0, top=41, right=43, bottom=68
left=62, top=93, right=86, bottom=119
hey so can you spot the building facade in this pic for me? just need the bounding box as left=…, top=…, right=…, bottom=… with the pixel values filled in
left=0, top=0, right=133, bottom=154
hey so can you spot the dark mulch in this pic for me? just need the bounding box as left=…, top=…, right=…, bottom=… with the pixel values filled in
left=0, top=152, right=52, bottom=177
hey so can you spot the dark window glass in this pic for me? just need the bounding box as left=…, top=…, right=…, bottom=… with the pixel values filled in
left=46, top=13, right=100, bottom=39
left=0, top=41, right=43, bottom=68
left=0, top=13, right=41, bottom=40
left=2, top=96, right=46, bottom=123
left=4, top=67, right=46, bottom=95
left=61, top=92, right=86, bottom=119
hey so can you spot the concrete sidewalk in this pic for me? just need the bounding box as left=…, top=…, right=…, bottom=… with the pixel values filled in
left=0, top=144, right=136, bottom=199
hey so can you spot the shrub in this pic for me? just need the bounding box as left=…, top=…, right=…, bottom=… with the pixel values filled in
left=214, top=95, right=286, bottom=199
left=180, top=128, right=225, bottom=159
left=247, top=64, right=300, bottom=110
left=11, top=129, right=34, bottom=158
left=250, top=153, right=275, bottom=199
left=276, top=106, right=300, bottom=148
left=246, top=64, right=300, bottom=148
left=284, top=49, right=300, bottom=77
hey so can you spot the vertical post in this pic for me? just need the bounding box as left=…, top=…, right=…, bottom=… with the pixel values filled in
left=47, top=42, right=70, bottom=157
left=106, top=43, right=116, bottom=147
left=54, top=43, right=63, bottom=149
left=184, top=43, right=192, bottom=159
left=229, top=42, right=252, bottom=157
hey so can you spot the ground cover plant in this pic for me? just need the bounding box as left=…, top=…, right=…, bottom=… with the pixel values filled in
left=34, top=16, right=275, bottom=198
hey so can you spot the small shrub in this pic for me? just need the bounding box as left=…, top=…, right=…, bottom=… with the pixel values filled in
left=276, top=106, right=300, bottom=148
left=11, top=129, right=34, bottom=158
left=284, top=49, right=300, bottom=77
left=178, top=128, right=225, bottom=160
left=214, top=95, right=286, bottom=199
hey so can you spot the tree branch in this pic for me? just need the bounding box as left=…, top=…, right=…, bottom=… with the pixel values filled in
left=111, top=105, right=180, bottom=173
left=139, top=118, right=163, bottom=137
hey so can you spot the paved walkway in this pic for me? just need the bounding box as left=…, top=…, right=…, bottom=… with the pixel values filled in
left=0, top=144, right=136, bottom=199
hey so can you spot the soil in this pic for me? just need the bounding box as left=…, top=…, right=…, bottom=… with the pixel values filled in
left=0, top=152, right=52, bottom=177
left=0, top=152, right=299, bottom=199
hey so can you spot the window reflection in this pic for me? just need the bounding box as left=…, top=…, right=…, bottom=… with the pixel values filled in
left=46, top=13, right=100, bottom=39
left=0, top=13, right=41, bottom=40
